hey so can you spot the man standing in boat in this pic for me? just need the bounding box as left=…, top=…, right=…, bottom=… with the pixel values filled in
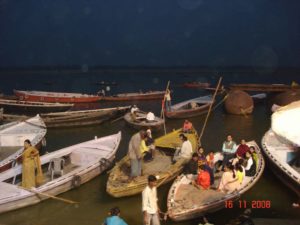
left=128, top=130, right=144, bottom=179
left=142, top=175, right=161, bottom=225
left=164, top=89, right=172, bottom=112
left=221, top=135, right=237, bottom=171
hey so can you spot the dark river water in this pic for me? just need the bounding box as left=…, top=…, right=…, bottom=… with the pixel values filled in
left=0, top=71, right=299, bottom=225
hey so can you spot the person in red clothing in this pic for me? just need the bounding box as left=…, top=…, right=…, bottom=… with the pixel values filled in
left=236, top=139, right=250, bottom=158
left=194, top=164, right=210, bottom=190
left=183, top=120, right=193, bottom=133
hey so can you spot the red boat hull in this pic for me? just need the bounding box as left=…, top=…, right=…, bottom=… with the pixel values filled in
left=14, top=90, right=101, bottom=103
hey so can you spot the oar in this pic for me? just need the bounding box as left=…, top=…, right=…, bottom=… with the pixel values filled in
left=199, top=77, right=223, bottom=144
left=19, top=186, right=79, bottom=204
left=110, top=115, right=124, bottom=123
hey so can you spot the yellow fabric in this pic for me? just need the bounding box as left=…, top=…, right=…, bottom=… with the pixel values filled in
left=154, top=128, right=199, bottom=151
left=140, top=140, right=149, bottom=154
left=22, top=146, right=44, bottom=188
left=236, top=170, right=244, bottom=184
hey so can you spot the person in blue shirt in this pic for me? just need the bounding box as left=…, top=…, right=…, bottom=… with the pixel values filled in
left=102, top=207, right=128, bottom=225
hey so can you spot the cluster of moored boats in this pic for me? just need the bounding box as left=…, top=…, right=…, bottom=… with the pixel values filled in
left=0, top=83, right=299, bottom=223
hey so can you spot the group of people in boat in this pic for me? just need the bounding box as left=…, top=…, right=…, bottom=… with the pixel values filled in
left=182, top=134, right=258, bottom=193
left=130, top=105, right=156, bottom=123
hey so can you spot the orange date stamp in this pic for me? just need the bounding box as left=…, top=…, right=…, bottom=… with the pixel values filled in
left=225, top=200, right=271, bottom=209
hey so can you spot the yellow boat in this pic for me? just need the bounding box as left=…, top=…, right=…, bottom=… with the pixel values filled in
left=106, top=128, right=199, bottom=198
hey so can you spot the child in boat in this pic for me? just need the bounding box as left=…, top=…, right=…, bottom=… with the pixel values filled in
left=206, top=152, right=215, bottom=170
left=193, top=164, right=210, bottom=190
left=197, top=147, right=206, bottom=161
left=102, top=207, right=128, bottom=225
left=218, top=163, right=240, bottom=193
left=182, top=120, right=193, bottom=133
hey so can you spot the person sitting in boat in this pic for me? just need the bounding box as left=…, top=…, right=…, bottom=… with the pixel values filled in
left=190, top=101, right=198, bottom=109
left=236, top=139, right=250, bottom=158
left=244, top=152, right=256, bottom=177
left=218, top=162, right=240, bottom=193
left=102, top=206, right=128, bottom=225
left=230, top=153, right=242, bottom=167
left=182, top=120, right=193, bottom=133
left=206, top=152, right=215, bottom=170
left=97, top=89, right=106, bottom=96
left=183, top=152, right=199, bottom=179
left=197, top=147, right=206, bottom=161
left=22, top=139, right=44, bottom=188
left=248, top=146, right=258, bottom=168
left=146, top=112, right=155, bottom=122
left=127, top=130, right=145, bottom=179
left=172, top=134, right=193, bottom=163
left=193, top=164, right=210, bottom=190
left=198, top=158, right=215, bottom=185
left=221, top=135, right=237, bottom=171
left=130, top=105, right=139, bottom=120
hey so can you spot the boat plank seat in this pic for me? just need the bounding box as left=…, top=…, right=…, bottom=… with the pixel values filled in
left=0, top=182, right=29, bottom=199
left=70, top=149, right=109, bottom=166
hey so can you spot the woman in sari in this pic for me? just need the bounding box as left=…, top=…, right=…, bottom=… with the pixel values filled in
left=22, top=139, right=44, bottom=188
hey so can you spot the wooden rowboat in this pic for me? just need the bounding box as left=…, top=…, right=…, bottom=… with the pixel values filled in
left=3, top=106, right=130, bottom=128
left=14, top=90, right=101, bottom=103
left=0, top=108, right=3, bottom=123
left=0, top=132, right=121, bottom=214
left=165, top=95, right=213, bottom=119
left=106, top=128, right=199, bottom=198
left=101, top=91, right=165, bottom=101
left=167, top=141, right=265, bottom=222
left=229, top=83, right=300, bottom=92
left=123, top=112, right=164, bottom=131
left=262, top=130, right=300, bottom=196
left=0, top=115, right=47, bottom=173
left=0, top=99, right=73, bottom=115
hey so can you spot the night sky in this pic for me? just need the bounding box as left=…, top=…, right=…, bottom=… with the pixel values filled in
left=1, top=0, right=300, bottom=67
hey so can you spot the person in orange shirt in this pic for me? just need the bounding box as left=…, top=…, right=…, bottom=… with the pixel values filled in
left=182, top=120, right=193, bottom=133
left=194, top=164, right=210, bottom=190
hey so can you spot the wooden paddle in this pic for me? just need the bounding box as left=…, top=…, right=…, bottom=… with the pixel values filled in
left=20, top=186, right=79, bottom=204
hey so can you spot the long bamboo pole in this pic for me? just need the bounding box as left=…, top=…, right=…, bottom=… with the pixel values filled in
left=198, top=77, right=223, bottom=144
left=20, top=186, right=79, bottom=204
left=161, top=81, right=170, bottom=135
left=160, top=81, right=170, bottom=118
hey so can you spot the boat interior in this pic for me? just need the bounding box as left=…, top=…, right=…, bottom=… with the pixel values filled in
left=111, top=148, right=174, bottom=185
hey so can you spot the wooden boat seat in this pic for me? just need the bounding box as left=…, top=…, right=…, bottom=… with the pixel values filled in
left=48, top=158, right=65, bottom=180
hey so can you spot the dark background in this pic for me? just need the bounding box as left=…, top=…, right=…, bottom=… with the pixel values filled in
left=1, top=0, right=300, bottom=68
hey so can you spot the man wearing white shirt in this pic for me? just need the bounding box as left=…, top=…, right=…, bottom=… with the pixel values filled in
left=173, top=134, right=193, bottom=163
left=142, top=175, right=160, bottom=225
